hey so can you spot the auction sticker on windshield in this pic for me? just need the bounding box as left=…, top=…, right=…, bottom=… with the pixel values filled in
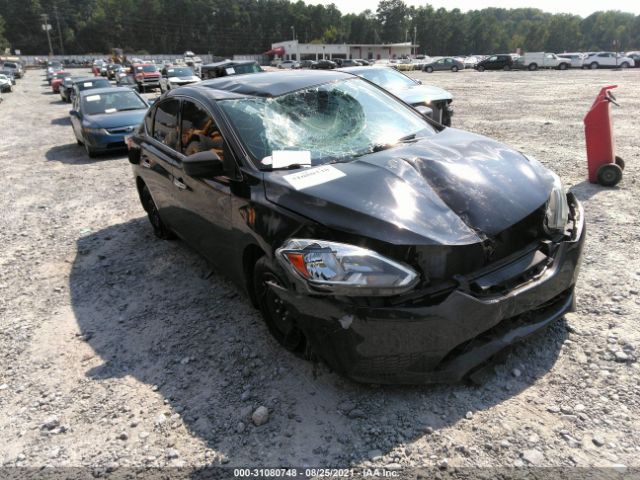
left=283, top=165, right=345, bottom=190
left=86, top=95, right=100, bottom=102
left=83, top=82, right=93, bottom=87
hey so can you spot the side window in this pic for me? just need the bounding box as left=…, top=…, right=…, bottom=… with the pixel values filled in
left=180, top=100, right=226, bottom=164
left=489, top=56, right=497, bottom=61
left=153, top=99, right=180, bottom=150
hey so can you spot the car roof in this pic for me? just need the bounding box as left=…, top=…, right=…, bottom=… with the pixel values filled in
left=78, top=86, right=131, bottom=97
left=191, top=70, right=352, bottom=98
left=202, top=60, right=257, bottom=68
left=73, top=76, right=110, bottom=83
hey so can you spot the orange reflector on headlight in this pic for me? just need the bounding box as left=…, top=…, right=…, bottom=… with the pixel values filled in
left=285, top=252, right=310, bottom=279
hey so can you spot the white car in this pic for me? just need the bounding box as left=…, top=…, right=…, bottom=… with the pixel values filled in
left=278, top=60, right=299, bottom=69
left=0, top=74, right=13, bottom=92
left=584, top=52, right=634, bottom=69
left=557, top=53, right=586, bottom=68
left=159, top=66, right=200, bottom=92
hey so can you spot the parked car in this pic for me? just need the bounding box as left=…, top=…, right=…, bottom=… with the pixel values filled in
left=311, top=59, right=337, bottom=69
left=463, top=55, right=483, bottom=68
left=132, top=63, right=161, bottom=92
left=59, top=76, right=80, bottom=102
left=352, top=58, right=371, bottom=66
left=583, top=52, right=634, bottom=69
left=475, top=54, right=514, bottom=71
left=71, top=77, right=112, bottom=102
left=46, top=61, right=63, bottom=83
left=556, top=53, right=586, bottom=69
left=1, top=61, right=23, bottom=79
left=51, top=71, right=70, bottom=93
left=298, top=60, right=318, bottom=69
left=625, top=51, right=640, bottom=67
left=339, top=66, right=454, bottom=126
left=116, top=74, right=140, bottom=92
left=422, top=57, right=465, bottom=73
left=0, top=74, right=12, bottom=92
left=278, top=60, right=299, bottom=69
left=70, top=87, right=149, bottom=157
left=0, top=69, right=16, bottom=85
left=126, top=70, right=584, bottom=384
left=520, top=52, right=571, bottom=70
left=107, top=63, right=125, bottom=80
left=200, top=60, right=263, bottom=80
left=334, top=58, right=363, bottom=67
left=159, top=66, right=200, bottom=92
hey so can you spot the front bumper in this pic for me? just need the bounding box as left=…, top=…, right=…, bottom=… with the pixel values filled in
left=84, top=131, right=129, bottom=152
left=270, top=194, right=585, bottom=384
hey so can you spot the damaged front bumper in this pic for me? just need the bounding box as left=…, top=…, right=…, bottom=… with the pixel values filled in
left=270, top=193, right=585, bottom=384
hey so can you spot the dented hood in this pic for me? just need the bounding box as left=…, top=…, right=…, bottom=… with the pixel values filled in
left=263, top=128, right=555, bottom=246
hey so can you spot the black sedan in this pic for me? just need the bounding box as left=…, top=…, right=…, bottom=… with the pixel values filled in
left=127, top=71, right=585, bottom=384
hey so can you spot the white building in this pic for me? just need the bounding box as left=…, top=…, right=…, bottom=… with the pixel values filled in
left=266, top=40, right=417, bottom=61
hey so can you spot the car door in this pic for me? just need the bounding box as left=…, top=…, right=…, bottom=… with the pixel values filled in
left=70, top=94, right=83, bottom=142
left=139, top=98, right=184, bottom=230
left=487, top=56, right=498, bottom=69
left=169, top=98, right=236, bottom=271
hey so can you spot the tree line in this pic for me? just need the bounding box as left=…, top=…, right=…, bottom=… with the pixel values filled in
left=0, top=0, right=639, bottom=56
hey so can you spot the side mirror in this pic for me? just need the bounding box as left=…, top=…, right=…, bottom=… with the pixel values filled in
left=415, top=105, right=433, bottom=119
left=69, top=110, right=79, bottom=117
left=183, top=150, right=224, bottom=178
left=416, top=79, right=423, bottom=85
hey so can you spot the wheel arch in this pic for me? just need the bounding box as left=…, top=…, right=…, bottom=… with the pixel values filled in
left=243, top=243, right=267, bottom=307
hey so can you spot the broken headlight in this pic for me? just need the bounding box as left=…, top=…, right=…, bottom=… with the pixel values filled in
left=544, top=171, right=569, bottom=234
left=276, top=239, right=418, bottom=296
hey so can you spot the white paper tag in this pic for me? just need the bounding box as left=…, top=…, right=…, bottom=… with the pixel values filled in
left=86, top=94, right=100, bottom=102
left=283, top=165, right=345, bottom=190
left=105, top=108, right=116, bottom=113
left=272, top=150, right=311, bottom=169
left=83, top=82, right=93, bottom=87
left=225, top=67, right=235, bottom=75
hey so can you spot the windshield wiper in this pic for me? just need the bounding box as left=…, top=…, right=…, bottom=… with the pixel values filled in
left=116, top=107, right=144, bottom=112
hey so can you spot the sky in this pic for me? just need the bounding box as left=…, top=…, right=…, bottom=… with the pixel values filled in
left=303, top=0, right=640, bottom=18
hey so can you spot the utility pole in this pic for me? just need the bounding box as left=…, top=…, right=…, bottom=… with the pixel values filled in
left=53, top=3, right=64, bottom=55
left=41, top=14, right=54, bottom=56
left=413, top=26, right=417, bottom=57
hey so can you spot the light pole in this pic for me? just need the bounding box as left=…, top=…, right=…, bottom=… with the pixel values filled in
left=41, top=14, right=54, bottom=56
left=291, top=26, right=295, bottom=41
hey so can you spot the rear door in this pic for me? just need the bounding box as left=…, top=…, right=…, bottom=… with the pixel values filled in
left=169, top=98, right=236, bottom=270
left=139, top=98, right=183, bottom=229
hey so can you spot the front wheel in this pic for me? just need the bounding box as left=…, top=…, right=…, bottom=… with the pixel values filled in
left=620, top=62, right=629, bottom=69
left=140, top=184, right=175, bottom=239
left=528, top=63, right=538, bottom=71
left=477, top=66, right=485, bottom=72
left=503, top=65, right=511, bottom=71
left=84, top=141, right=97, bottom=158
left=426, top=66, right=434, bottom=73
left=559, top=63, right=568, bottom=70
left=451, top=65, right=458, bottom=72
left=590, top=62, right=599, bottom=70
left=253, top=256, right=306, bottom=353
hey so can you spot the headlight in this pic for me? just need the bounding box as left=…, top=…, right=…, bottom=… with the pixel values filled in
left=83, top=127, right=108, bottom=135
left=544, top=171, right=569, bottom=234
left=276, top=239, right=418, bottom=296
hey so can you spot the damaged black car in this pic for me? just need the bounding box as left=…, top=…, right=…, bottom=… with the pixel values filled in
left=127, top=70, right=585, bottom=384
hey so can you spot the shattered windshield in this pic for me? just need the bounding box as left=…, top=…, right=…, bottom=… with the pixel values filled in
left=218, top=78, right=434, bottom=168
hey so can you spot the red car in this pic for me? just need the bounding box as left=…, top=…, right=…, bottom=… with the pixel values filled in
left=51, top=71, right=69, bottom=93
left=132, top=63, right=161, bottom=92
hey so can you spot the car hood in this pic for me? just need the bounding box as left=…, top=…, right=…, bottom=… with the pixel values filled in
left=391, top=84, right=453, bottom=104
left=169, top=76, right=199, bottom=82
left=84, top=110, right=147, bottom=129
left=263, top=128, right=554, bottom=246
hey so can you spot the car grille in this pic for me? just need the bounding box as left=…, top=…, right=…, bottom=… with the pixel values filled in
left=107, top=126, right=137, bottom=134
left=142, top=77, right=159, bottom=83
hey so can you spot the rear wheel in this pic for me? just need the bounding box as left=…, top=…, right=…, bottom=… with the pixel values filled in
left=503, top=65, right=511, bottom=71
left=620, top=62, right=630, bottom=69
left=590, top=62, right=599, bottom=70
left=451, top=65, right=458, bottom=72
left=253, top=256, right=306, bottom=353
left=477, top=65, right=485, bottom=72
left=559, top=63, right=568, bottom=70
left=597, top=164, right=623, bottom=187
left=140, top=184, right=175, bottom=239
left=528, top=63, right=538, bottom=71
left=426, top=66, right=434, bottom=73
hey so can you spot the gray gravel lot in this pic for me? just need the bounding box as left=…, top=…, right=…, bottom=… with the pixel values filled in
left=0, top=68, right=639, bottom=476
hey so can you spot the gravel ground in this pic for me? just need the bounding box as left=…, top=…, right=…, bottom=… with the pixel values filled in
left=0, top=68, right=639, bottom=477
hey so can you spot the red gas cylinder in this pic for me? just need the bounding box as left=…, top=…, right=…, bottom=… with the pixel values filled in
left=584, top=85, right=624, bottom=186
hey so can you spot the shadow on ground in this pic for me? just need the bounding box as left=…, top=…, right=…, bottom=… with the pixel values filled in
left=69, top=217, right=567, bottom=467
left=51, top=116, right=71, bottom=126
left=45, top=143, right=126, bottom=164
left=571, top=179, right=620, bottom=202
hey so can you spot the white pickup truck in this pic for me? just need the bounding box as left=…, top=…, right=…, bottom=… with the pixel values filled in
left=521, top=52, right=571, bottom=71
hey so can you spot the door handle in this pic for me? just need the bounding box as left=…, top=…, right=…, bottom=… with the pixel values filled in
left=173, top=177, right=187, bottom=190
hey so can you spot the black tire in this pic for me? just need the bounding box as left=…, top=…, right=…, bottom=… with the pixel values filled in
left=426, top=66, right=434, bottom=73
left=559, top=63, right=568, bottom=70
left=140, top=184, right=175, bottom=239
left=620, top=62, right=629, bottom=69
left=84, top=142, right=97, bottom=158
left=76, top=139, right=83, bottom=146
left=528, top=63, right=538, bottom=71
left=451, top=65, right=458, bottom=72
left=590, top=62, right=598, bottom=70
left=615, top=156, right=625, bottom=170
left=253, top=256, right=306, bottom=353
left=503, top=65, right=511, bottom=71
left=477, top=65, right=485, bottom=72
left=597, top=163, right=623, bottom=187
